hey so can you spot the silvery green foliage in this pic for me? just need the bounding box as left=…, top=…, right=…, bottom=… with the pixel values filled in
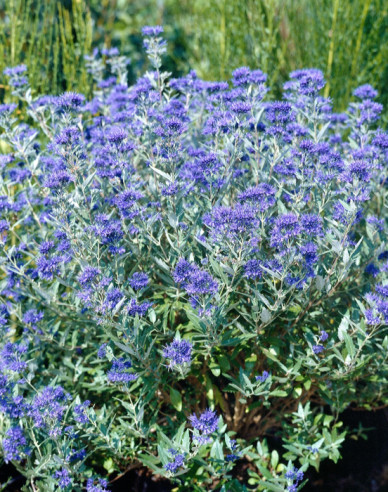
left=0, top=27, right=386, bottom=491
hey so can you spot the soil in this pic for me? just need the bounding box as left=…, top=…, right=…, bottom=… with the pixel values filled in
left=304, top=407, right=388, bottom=492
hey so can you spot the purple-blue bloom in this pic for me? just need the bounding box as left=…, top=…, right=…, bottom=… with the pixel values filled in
left=97, top=343, right=107, bottom=359
left=23, top=309, right=44, bottom=328
left=256, top=371, right=270, bottom=383
left=107, top=358, right=138, bottom=383
left=28, top=386, right=71, bottom=434
left=185, top=270, right=218, bottom=296
left=270, top=214, right=301, bottom=248
left=353, top=84, right=378, bottom=100
left=163, top=339, right=192, bottom=368
left=165, top=449, right=185, bottom=473
left=238, top=183, right=276, bottom=211
left=189, top=408, right=218, bottom=444
left=127, top=299, right=152, bottom=317
left=312, top=345, right=325, bottom=354
left=55, top=92, right=85, bottom=110
left=86, top=478, right=109, bottom=492
left=142, top=25, right=164, bottom=37
left=0, top=342, right=28, bottom=373
left=2, top=426, right=30, bottom=462
left=78, top=267, right=101, bottom=286
left=74, top=400, right=91, bottom=424
left=53, top=468, right=72, bottom=489
left=320, top=330, right=329, bottom=342
left=129, top=272, right=149, bottom=291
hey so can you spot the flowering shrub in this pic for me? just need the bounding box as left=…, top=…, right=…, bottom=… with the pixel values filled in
left=0, top=26, right=387, bottom=491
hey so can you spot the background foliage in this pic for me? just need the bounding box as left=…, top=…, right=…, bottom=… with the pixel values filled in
left=0, top=0, right=388, bottom=120
left=0, top=0, right=92, bottom=95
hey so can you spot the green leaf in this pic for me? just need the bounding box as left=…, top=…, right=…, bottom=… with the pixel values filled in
left=170, top=387, right=182, bottom=411
left=218, top=354, right=231, bottom=372
left=103, top=458, right=115, bottom=474
left=258, top=481, right=284, bottom=492
left=271, top=450, right=279, bottom=469
left=343, top=333, right=356, bottom=359
left=270, top=390, right=288, bottom=397
left=210, top=440, right=224, bottom=461
left=210, top=361, right=221, bottom=377
left=338, top=313, right=349, bottom=341
left=261, top=348, right=288, bottom=372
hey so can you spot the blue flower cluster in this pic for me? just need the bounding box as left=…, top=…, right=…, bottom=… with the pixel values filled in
left=189, top=409, right=219, bottom=445
left=163, top=339, right=192, bottom=368
left=285, top=467, right=304, bottom=492
left=165, top=448, right=185, bottom=474
left=2, top=426, right=30, bottom=462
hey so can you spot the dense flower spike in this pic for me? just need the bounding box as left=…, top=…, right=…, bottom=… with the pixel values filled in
left=285, top=467, right=305, bottom=492
left=28, top=386, right=72, bottom=436
left=172, top=260, right=218, bottom=301
left=107, top=358, right=138, bottom=383
left=165, top=448, right=185, bottom=473
left=163, top=339, right=192, bottom=368
left=129, top=272, right=149, bottom=290
left=2, top=427, right=30, bottom=462
left=86, top=478, right=109, bottom=492
left=189, top=409, right=219, bottom=444
left=54, top=468, right=72, bottom=490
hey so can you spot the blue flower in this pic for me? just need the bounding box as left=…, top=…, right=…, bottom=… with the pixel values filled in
left=204, top=204, right=259, bottom=239
left=97, top=344, right=107, bottom=359
left=165, top=449, right=185, bottom=473
left=256, top=370, right=270, bottom=383
left=285, top=466, right=304, bottom=491
left=28, top=386, right=71, bottom=434
left=189, top=409, right=218, bottom=444
left=129, top=272, right=149, bottom=291
left=0, top=104, right=17, bottom=114
left=312, top=345, right=324, bottom=354
left=107, top=358, right=138, bottom=383
left=53, top=468, right=72, bottom=489
left=300, top=214, right=323, bottom=236
left=289, top=68, right=325, bottom=96
left=127, top=299, right=152, bottom=317
left=23, top=309, right=44, bottom=328
left=185, top=270, right=218, bottom=296
left=353, top=84, right=378, bottom=100
left=232, top=66, right=251, bottom=86
left=270, top=214, right=301, bottom=248
left=74, top=400, right=91, bottom=424
left=0, top=342, right=28, bottom=373
left=163, top=339, right=192, bottom=368
left=265, top=101, right=295, bottom=125
left=300, top=242, right=318, bottom=267
left=320, top=330, right=329, bottom=342
left=238, top=183, right=276, bottom=211
left=78, top=267, right=101, bottom=286
left=2, top=426, right=30, bottom=462
left=103, top=288, right=124, bottom=312
left=0, top=304, right=9, bottom=327
left=141, top=25, right=164, bottom=37
left=55, top=92, right=85, bottom=110
left=86, top=478, right=109, bottom=492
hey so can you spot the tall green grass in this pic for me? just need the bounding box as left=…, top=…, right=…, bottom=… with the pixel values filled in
left=162, top=0, right=388, bottom=114
left=0, top=0, right=92, bottom=96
